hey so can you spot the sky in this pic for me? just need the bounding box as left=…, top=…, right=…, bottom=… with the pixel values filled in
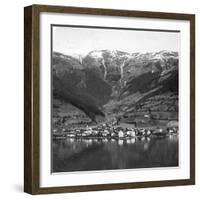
left=52, top=26, right=180, bottom=57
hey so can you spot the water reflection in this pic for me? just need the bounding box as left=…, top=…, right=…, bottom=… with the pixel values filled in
left=52, top=136, right=178, bottom=172
left=118, top=139, right=124, bottom=146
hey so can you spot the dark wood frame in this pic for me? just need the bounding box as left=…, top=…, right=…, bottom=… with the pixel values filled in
left=24, top=4, right=195, bottom=195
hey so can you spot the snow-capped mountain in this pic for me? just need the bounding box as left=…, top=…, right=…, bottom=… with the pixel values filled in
left=83, top=50, right=178, bottom=89
left=52, top=50, right=179, bottom=121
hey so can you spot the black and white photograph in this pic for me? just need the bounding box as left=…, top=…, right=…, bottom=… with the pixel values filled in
left=51, top=25, right=179, bottom=173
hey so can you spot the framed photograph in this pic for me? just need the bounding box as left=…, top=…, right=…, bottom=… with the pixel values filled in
left=24, top=4, right=195, bottom=194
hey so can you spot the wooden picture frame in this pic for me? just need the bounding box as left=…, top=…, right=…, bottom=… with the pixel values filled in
left=24, top=4, right=195, bottom=194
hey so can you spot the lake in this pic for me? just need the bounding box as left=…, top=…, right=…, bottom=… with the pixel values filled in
left=52, top=135, right=178, bottom=173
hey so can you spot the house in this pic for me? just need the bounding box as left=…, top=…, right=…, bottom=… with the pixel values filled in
left=118, top=130, right=124, bottom=138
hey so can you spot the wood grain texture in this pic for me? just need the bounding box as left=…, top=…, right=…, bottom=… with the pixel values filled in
left=24, top=4, right=195, bottom=195
left=190, top=15, right=195, bottom=185
left=24, top=5, right=33, bottom=194
left=24, top=5, right=40, bottom=194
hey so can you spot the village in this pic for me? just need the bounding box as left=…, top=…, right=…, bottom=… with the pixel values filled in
left=53, top=121, right=178, bottom=140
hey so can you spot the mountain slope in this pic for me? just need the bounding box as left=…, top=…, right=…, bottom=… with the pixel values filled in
left=52, top=52, right=108, bottom=122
